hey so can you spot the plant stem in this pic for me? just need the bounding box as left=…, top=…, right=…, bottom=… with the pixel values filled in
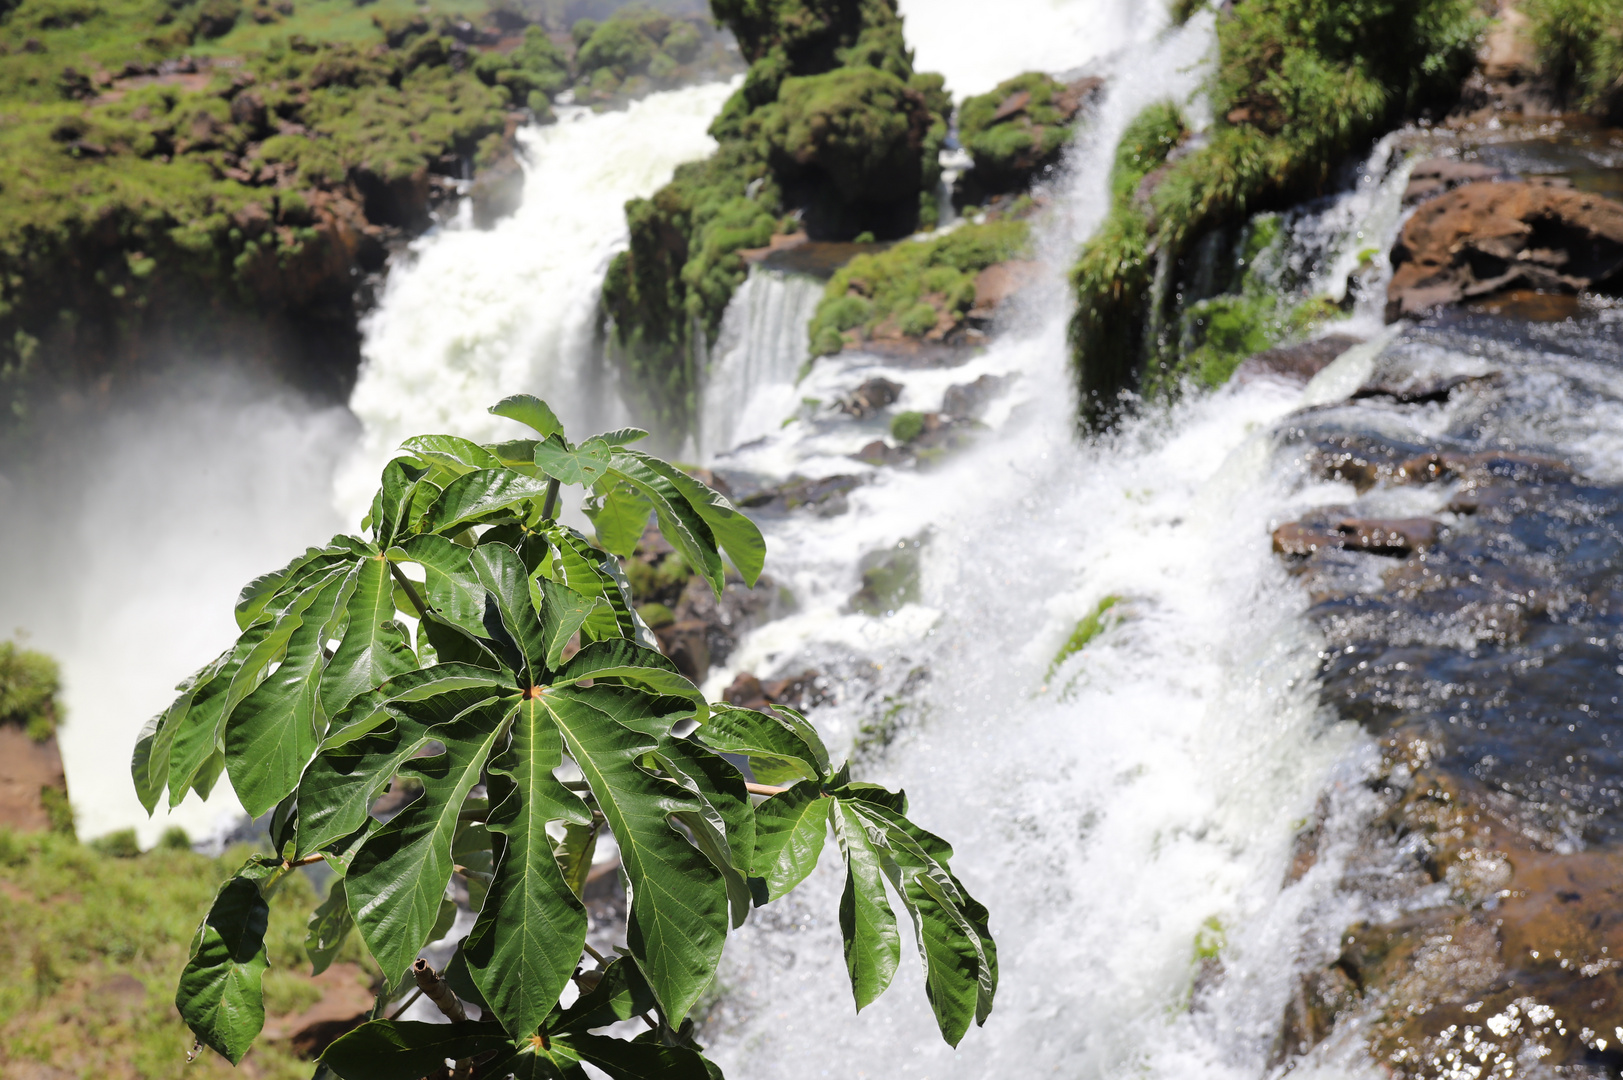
left=541, top=478, right=561, bottom=522
left=746, top=782, right=788, bottom=796
left=386, top=987, right=424, bottom=1020
left=582, top=942, right=607, bottom=965
left=411, top=958, right=467, bottom=1023
left=387, top=561, right=431, bottom=620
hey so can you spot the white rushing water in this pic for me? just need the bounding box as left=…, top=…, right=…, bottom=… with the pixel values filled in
left=681, top=9, right=1411, bottom=1079
left=0, top=378, right=353, bottom=844
left=334, top=79, right=739, bottom=522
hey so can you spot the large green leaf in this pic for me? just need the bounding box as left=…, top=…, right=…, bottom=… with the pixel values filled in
left=400, top=434, right=503, bottom=477
left=320, top=1019, right=513, bottom=1080
left=830, top=801, right=899, bottom=1010
left=347, top=704, right=511, bottom=979
left=839, top=798, right=996, bottom=1044
left=620, top=451, right=765, bottom=587
left=556, top=640, right=706, bottom=717
left=534, top=439, right=613, bottom=486
left=319, top=558, right=417, bottom=720
left=533, top=577, right=599, bottom=670
left=602, top=454, right=724, bottom=595
left=750, top=781, right=830, bottom=899
left=490, top=394, right=565, bottom=439
left=424, top=469, right=554, bottom=535
left=584, top=482, right=653, bottom=558
left=306, top=878, right=353, bottom=977
left=175, top=868, right=273, bottom=1064
left=696, top=705, right=829, bottom=786
left=225, top=570, right=350, bottom=817
left=542, top=526, right=651, bottom=647
left=540, top=689, right=729, bottom=1025
left=372, top=459, right=428, bottom=551
left=466, top=697, right=592, bottom=1039
left=473, top=543, right=551, bottom=683
left=232, top=542, right=352, bottom=631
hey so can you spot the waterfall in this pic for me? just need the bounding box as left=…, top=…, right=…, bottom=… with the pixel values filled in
left=697, top=268, right=825, bottom=462
left=678, top=9, right=1413, bottom=1078
left=334, top=79, right=739, bottom=523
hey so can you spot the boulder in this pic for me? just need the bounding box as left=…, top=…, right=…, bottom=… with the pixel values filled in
left=1233, top=334, right=1363, bottom=384
left=1272, top=516, right=1441, bottom=558
left=968, top=260, right=1040, bottom=319
left=941, top=373, right=1008, bottom=420
left=0, top=726, right=68, bottom=833
left=1401, top=157, right=1506, bottom=206
left=737, top=474, right=863, bottom=517
left=722, top=669, right=829, bottom=714
left=1387, top=180, right=1623, bottom=321
left=836, top=377, right=902, bottom=418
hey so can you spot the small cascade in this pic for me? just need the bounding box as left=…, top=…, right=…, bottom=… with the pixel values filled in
left=334, top=79, right=738, bottom=522
left=697, top=268, right=825, bottom=461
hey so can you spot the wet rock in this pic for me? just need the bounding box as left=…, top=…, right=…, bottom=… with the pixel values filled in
left=470, top=148, right=524, bottom=229
left=1387, top=180, right=1623, bottom=321
left=1272, top=517, right=1440, bottom=558
left=850, top=535, right=924, bottom=615
left=722, top=669, right=830, bottom=713
left=1234, top=334, right=1364, bottom=384
left=1401, top=157, right=1508, bottom=206
left=836, top=377, right=902, bottom=418
left=967, top=260, right=1040, bottom=320
left=941, top=373, right=1009, bottom=421
left=737, top=474, right=862, bottom=516
left=853, top=439, right=913, bottom=466
left=1352, top=371, right=1503, bottom=404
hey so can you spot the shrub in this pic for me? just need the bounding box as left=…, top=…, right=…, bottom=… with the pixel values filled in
left=0, top=640, right=61, bottom=742
left=889, top=409, right=925, bottom=443
left=958, top=71, right=1080, bottom=194
left=1526, top=0, right=1623, bottom=119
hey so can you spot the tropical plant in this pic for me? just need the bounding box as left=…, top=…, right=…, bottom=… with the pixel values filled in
left=134, top=396, right=996, bottom=1079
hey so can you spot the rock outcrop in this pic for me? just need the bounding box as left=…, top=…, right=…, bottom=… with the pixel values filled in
left=1387, top=180, right=1623, bottom=321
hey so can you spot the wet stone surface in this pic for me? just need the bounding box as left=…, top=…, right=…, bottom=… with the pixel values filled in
left=1268, top=311, right=1623, bottom=1076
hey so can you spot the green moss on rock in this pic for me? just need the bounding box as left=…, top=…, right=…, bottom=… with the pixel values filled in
left=1068, top=0, right=1481, bottom=427
left=0, top=641, right=60, bottom=743
left=600, top=0, right=947, bottom=437
left=806, top=216, right=1029, bottom=356
left=958, top=71, right=1096, bottom=197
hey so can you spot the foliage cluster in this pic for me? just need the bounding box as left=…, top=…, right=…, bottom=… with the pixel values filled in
left=806, top=216, right=1030, bottom=356
left=0, top=640, right=61, bottom=742
left=1067, top=0, right=1481, bottom=425
left=136, top=395, right=995, bottom=1078
left=600, top=0, right=948, bottom=435
left=957, top=71, right=1079, bottom=196
left=1525, top=0, right=1623, bottom=120
left=570, top=5, right=733, bottom=104
left=0, top=828, right=359, bottom=1079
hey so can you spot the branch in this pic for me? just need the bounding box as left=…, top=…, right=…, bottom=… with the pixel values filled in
left=746, top=782, right=788, bottom=796
left=284, top=853, right=326, bottom=868
left=411, top=958, right=467, bottom=1023
left=386, top=987, right=423, bottom=1021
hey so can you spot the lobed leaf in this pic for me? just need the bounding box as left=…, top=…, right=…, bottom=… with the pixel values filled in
left=696, top=704, right=829, bottom=786
left=424, top=469, right=554, bottom=535
left=619, top=450, right=765, bottom=587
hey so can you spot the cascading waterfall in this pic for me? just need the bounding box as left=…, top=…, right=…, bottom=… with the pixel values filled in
left=680, top=9, right=1429, bottom=1079
left=334, top=79, right=739, bottom=522
left=697, top=268, right=826, bottom=462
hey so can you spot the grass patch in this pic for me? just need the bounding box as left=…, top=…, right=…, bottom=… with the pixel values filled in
left=0, top=829, right=376, bottom=1076
left=1047, top=594, right=1120, bottom=680
left=1067, top=0, right=1481, bottom=426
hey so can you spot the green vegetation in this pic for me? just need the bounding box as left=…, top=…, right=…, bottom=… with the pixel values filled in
left=1068, top=0, right=1481, bottom=426
left=0, top=0, right=738, bottom=438
left=958, top=71, right=1084, bottom=196
left=1048, top=594, right=1119, bottom=680
left=807, top=216, right=1030, bottom=356
left=0, top=828, right=360, bottom=1079
left=600, top=0, right=949, bottom=435
left=0, top=640, right=61, bottom=742
left=1526, top=0, right=1623, bottom=119
left=889, top=408, right=925, bottom=443
left=135, top=394, right=995, bottom=1076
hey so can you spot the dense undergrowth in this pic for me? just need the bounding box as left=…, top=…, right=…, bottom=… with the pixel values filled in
left=807, top=215, right=1030, bottom=356
left=0, top=0, right=735, bottom=439
left=599, top=0, right=948, bottom=436
left=1068, top=0, right=1481, bottom=425
left=0, top=829, right=376, bottom=1078
left=1525, top=0, right=1623, bottom=120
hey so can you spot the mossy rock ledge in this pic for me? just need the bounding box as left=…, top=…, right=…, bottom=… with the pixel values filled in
left=598, top=0, right=950, bottom=438
left=956, top=70, right=1103, bottom=203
